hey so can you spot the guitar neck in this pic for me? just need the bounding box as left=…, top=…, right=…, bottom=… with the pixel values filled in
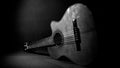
left=25, top=34, right=76, bottom=50
left=25, top=37, right=55, bottom=50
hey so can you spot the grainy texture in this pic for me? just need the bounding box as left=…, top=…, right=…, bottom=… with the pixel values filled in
left=4, top=52, right=85, bottom=68
left=48, top=3, right=97, bottom=65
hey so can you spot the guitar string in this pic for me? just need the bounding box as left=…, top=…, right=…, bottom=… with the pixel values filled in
left=64, top=35, right=75, bottom=41
left=27, top=34, right=76, bottom=49
left=64, top=41, right=76, bottom=45
left=27, top=41, right=76, bottom=49
left=27, top=40, right=76, bottom=49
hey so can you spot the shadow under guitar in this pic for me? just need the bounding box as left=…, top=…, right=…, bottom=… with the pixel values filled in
left=25, top=45, right=76, bottom=64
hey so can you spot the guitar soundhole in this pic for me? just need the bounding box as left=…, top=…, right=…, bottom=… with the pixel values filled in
left=73, top=19, right=81, bottom=51
left=53, top=33, right=63, bottom=46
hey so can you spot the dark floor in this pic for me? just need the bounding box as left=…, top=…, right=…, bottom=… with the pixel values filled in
left=2, top=51, right=85, bottom=68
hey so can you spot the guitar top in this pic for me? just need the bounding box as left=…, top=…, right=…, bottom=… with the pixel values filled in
left=24, top=3, right=97, bottom=65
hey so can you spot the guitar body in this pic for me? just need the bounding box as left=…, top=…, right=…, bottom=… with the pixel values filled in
left=24, top=3, right=97, bottom=65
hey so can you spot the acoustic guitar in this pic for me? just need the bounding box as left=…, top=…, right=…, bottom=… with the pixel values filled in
left=24, top=3, right=97, bottom=65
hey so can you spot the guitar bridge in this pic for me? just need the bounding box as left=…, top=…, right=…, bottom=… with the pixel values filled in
left=73, top=19, right=81, bottom=51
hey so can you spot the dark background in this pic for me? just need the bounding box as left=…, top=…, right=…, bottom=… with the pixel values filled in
left=1, top=0, right=105, bottom=68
